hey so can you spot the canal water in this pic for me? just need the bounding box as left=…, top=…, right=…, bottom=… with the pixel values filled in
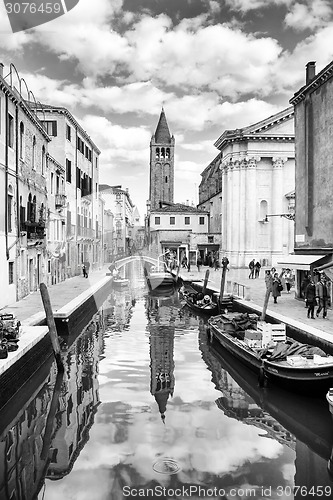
left=0, top=278, right=333, bottom=499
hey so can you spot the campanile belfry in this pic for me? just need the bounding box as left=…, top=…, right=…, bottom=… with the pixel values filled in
left=149, top=108, right=175, bottom=210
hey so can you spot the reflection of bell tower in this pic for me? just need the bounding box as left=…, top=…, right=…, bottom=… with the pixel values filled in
left=149, top=108, right=175, bottom=210
left=149, top=325, right=175, bottom=422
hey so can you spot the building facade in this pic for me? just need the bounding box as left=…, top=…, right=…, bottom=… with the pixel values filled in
left=198, top=156, right=223, bottom=259
left=286, top=60, right=333, bottom=295
left=99, top=185, right=135, bottom=258
left=149, top=203, right=209, bottom=265
left=35, top=104, right=102, bottom=277
left=214, top=107, right=295, bottom=268
left=0, top=63, right=52, bottom=307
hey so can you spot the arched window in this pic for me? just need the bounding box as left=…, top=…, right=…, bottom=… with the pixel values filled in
left=27, top=193, right=32, bottom=221
left=165, top=176, right=168, bottom=183
left=32, top=196, right=37, bottom=222
left=19, top=122, right=24, bottom=159
left=32, top=136, right=36, bottom=169
left=166, top=148, right=170, bottom=159
left=161, top=148, right=165, bottom=159
left=260, top=200, right=268, bottom=220
left=155, top=148, right=160, bottom=159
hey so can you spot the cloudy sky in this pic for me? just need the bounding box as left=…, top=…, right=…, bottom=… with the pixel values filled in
left=1, top=0, right=333, bottom=217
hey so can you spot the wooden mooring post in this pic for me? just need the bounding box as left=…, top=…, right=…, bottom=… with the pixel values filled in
left=40, top=283, right=64, bottom=372
left=202, top=269, right=210, bottom=295
left=261, top=270, right=273, bottom=321
left=219, top=257, right=229, bottom=304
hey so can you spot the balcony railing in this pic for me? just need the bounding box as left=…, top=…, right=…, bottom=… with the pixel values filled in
left=55, top=193, right=67, bottom=208
left=21, top=220, right=46, bottom=239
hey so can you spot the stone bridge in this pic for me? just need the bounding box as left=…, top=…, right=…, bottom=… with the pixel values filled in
left=115, top=255, right=160, bottom=269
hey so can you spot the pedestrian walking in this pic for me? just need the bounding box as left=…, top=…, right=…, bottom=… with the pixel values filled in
left=283, top=268, right=293, bottom=293
left=264, top=269, right=273, bottom=292
left=254, top=261, right=261, bottom=278
left=305, top=279, right=316, bottom=319
left=248, top=259, right=255, bottom=279
left=316, top=275, right=330, bottom=318
left=181, top=255, right=188, bottom=268
left=82, top=264, right=88, bottom=278
left=272, top=272, right=283, bottom=304
left=197, top=256, right=202, bottom=272
left=213, top=256, right=219, bottom=271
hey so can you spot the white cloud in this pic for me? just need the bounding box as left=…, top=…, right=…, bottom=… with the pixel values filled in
left=224, top=0, right=293, bottom=12
left=123, top=16, right=283, bottom=99
left=284, top=0, right=333, bottom=31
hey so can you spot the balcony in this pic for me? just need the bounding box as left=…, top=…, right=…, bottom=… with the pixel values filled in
left=55, top=193, right=67, bottom=208
left=22, top=220, right=46, bottom=240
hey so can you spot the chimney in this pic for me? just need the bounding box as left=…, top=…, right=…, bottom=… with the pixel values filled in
left=306, top=61, right=316, bottom=85
left=0, top=63, right=3, bottom=78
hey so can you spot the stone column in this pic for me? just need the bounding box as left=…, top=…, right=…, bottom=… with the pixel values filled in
left=239, top=157, right=247, bottom=266
left=245, top=156, right=259, bottom=259
left=271, top=157, right=286, bottom=257
left=221, top=161, right=230, bottom=260
left=232, top=158, right=241, bottom=266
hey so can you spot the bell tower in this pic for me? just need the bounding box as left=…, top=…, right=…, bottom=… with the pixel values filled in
left=149, top=108, right=175, bottom=210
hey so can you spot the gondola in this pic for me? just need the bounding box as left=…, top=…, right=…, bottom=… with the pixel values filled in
left=208, top=312, right=333, bottom=391
left=179, top=288, right=219, bottom=316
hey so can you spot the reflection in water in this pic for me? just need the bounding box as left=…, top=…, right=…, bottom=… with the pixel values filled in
left=0, top=274, right=332, bottom=499
left=0, top=315, right=104, bottom=500
left=200, top=324, right=333, bottom=495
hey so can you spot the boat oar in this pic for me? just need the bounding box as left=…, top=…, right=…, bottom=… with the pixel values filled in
left=202, top=269, right=210, bottom=295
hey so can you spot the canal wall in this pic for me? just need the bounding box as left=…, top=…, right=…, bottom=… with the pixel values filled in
left=0, top=272, right=113, bottom=409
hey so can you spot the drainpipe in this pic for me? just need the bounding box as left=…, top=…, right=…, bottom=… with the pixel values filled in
left=5, top=94, right=9, bottom=260
left=15, top=103, right=19, bottom=299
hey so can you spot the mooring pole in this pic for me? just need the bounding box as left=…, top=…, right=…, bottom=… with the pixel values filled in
left=202, top=269, right=210, bottom=295
left=261, top=270, right=273, bottom=321
left=40, top=283, right=64, bottom=372
left=219, top=257, right=229, bottom=306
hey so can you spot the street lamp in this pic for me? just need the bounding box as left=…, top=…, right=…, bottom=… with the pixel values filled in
left=264, top=213, right=295, bottom=222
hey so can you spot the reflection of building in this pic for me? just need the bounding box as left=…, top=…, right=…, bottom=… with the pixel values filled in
left=199, top=323, right=333, bottom=490
left=147, top=295, right=178, bottom=421
left=0, top=362, right=56, bottom=500
left=47, top=321, right=102, bottom=479
left=149, top=325, right=175, bottom=422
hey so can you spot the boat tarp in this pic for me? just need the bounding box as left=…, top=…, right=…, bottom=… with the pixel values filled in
left=260, top=340, right=326, bottom=361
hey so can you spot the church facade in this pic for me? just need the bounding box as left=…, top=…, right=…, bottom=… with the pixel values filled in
left=199, top=107, right=295, bottom=268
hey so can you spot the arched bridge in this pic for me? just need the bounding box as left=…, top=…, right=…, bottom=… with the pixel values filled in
left=115, top=255, right=160, bottom=269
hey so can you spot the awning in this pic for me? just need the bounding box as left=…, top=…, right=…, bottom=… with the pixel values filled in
left=277, top=254, right=329, bottom=271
